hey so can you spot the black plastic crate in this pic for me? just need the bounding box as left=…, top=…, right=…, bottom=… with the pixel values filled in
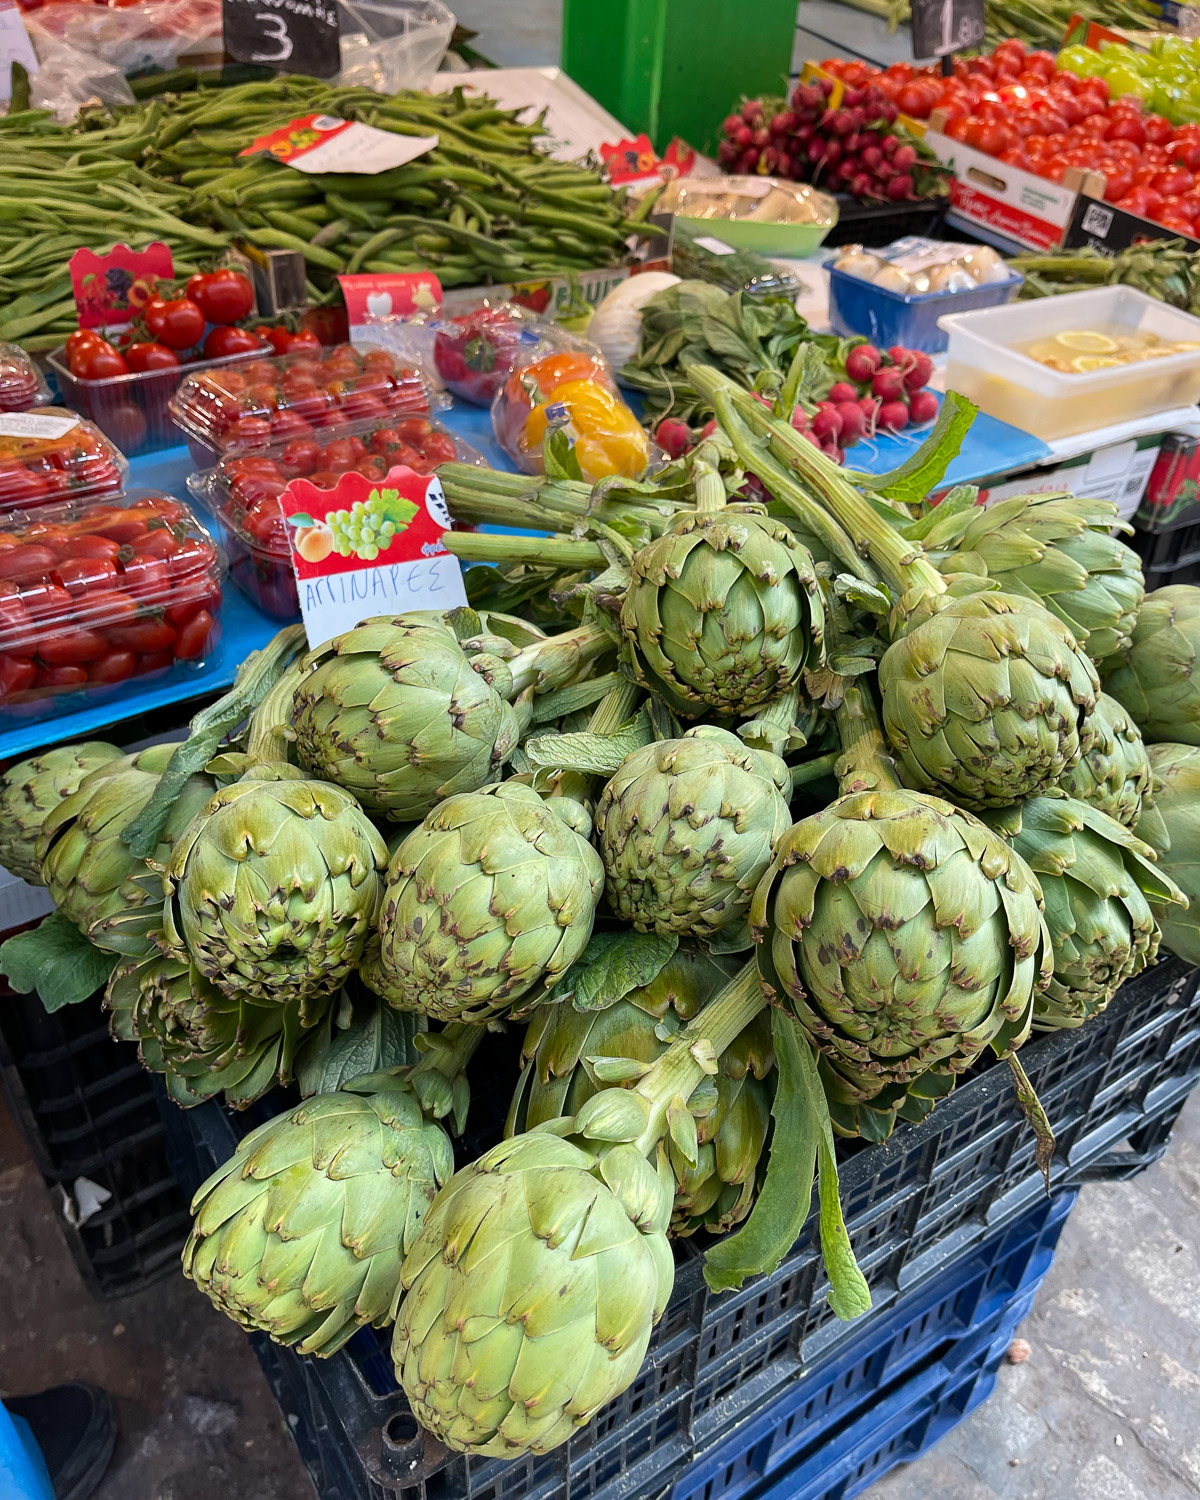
left=1128, top=516, right=1200, bottom=592
left=826, top=196, right=948, bottom=250
left=160, top=956, right=1200, bottom=1500
left=0, top=984, right=190, bottom=1299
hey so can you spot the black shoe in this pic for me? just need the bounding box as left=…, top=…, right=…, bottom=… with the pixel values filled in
left=6, top=1382, right=117, bottom=1500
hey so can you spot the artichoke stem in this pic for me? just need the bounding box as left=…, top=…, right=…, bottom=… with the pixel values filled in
left=790, top=750, right=840, bottom=789
left=631, top=960, right=766, bottom=1156
left=587, top=678, right=640, bottom=737
left=245, top=659, right=305, bottom=764
left=442, top=532, right=607, bottom=569
left=508, top=621, right=613, bottom=695
left=834, top=681, right=902, bottom=795
left=415, top=1021, right=486, bottom=1079
left=691, top=455, right=728, bottom=514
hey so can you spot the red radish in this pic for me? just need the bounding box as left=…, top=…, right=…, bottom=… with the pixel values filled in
left=843, top=86, right=864, bottom=108
left=878, top=400, right=910, bottom=431
left=908, top=389, right=939, bottom=425
left=828, top=381, right=858, bottom=405
left=822, top=443, right=845, bottom=463
left=872, top=367, right=905, bottom=401
left=892, top=143, right=918, bottom=170
left=845, top=344, right=881, bottom=383
left=698, top=419, right=718, bottom=440
left=797, top=428, right=821, bottom=449
left=655, top=418, right=694, bottom=459
left=903, top=353, right=934, bottom=390
left=811, top=404, right=844, bottom=443
left=849, top=173, right=877, bottom=198
left=861, top=145, right=884, bottom=171
left=723, top=114, right=743, bottom=136
left=742, top=100, right=764, bottom=125
left=791, top=83, right=823, bottom=112
left=776, top=151, right=793, bottom=176
left=835, top=158, right=857, bottom=182
left=793, top=122, right=817, bottom=144
left=790, top=406, right=811, bottom=431
left=752, top=127, right=770, bottom=149
left=761, top=146, right=780, bottom=172
left=735, top=126, right=753, bottom=147
left=858, top=396, right=880, bottom=436
left=880, top=133, right=901, bottom=155
left=718, top=141, right=739, bottom=165
left=740, top=148, right=759, bottom=170
left=835, top=402, right=866, bottom=445
left=886, top=174, right=914, bottom=199
left=771, top=111, right=798, bottom=135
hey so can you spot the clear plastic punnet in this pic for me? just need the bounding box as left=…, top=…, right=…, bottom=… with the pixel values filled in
left=0, top=346, right=52, bottom=415
left=189, top=413, right=479, bottom=621
left=0, top=409, right=127, bottom=511
left=0, top=489, right=224, bottom=723
left=168, top=344, right=442, bottom=467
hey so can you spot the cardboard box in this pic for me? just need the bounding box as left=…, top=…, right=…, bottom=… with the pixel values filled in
left=925, top=127, right=1104, bottom=251
left=1062, top=193, right=1200, bottom=255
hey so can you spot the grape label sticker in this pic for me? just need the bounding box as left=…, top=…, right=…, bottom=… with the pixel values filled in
left=278, top=465, right=468, bottom=647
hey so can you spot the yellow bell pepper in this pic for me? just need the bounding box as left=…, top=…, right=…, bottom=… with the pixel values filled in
left=523, top=379, right=650, bottom=482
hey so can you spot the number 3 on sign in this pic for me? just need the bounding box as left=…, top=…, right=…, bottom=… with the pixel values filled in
left=252, top=13, right=292, bottom=61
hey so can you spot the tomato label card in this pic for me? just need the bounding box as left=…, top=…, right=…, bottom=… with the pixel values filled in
left=279, top=465, right=467, bottom=647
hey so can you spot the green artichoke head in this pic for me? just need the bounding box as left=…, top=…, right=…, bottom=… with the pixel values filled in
left=1102, top=585, right=1200, bottom=746
left=751, top=786, right=1052, bottom=1135
left=1135, top=743, right=1200, bottom=966
left=982, top=794, right=1185, bottom=1029
left=36, top=743, right=214, bottom=949
left=620, top=507, right=825, bottom=719
left=508, top=946, right=774, bottom=1237
left=595, top=726, right=792, bottom=943
left=0, top=741, right=122, bottom=886
left=927, top=492, right=1145, bottom=668
left=292, top=614, right=523, bottom=822
left=879, top=590, right=1101, bottom=809
left=106, top=947, right=331, bottom=1109
left=163, top=771, right=388, bottom=1005
left=392, top=1124, right=674, bottom=1457
left=184, top=1071, right=454, bottom=1356
left=368, top=780, right=604, bottom=1023
left=1059, top=692, right=1152, bottom=831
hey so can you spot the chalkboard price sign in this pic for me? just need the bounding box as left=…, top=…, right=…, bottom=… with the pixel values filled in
left=911, top=0, right=986, bottom=59
left=223, top=0, right=341, bottom=79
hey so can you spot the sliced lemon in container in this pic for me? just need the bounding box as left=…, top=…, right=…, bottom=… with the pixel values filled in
left=1055, top=330, right=1119, bottom=354
left=1072, top=354, right=1123, bottom=372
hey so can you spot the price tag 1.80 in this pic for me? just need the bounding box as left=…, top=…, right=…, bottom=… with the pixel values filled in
left=910, top=0, right=985, bottom=59
left=222, top=0, right=341, bottom=79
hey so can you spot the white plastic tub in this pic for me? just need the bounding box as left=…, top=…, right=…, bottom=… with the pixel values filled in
left=940, top=287, right=1200, bottom=442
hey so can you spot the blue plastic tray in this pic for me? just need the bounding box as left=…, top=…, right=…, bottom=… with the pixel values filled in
left=827, top=260, right=1023, bottom=354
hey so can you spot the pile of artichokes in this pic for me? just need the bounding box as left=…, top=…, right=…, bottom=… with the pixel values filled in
left=3, top=373, right=1199, bottom=1468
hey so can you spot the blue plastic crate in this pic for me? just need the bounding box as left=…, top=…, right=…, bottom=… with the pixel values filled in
left=670, top=1190, right=1076, bottom=1500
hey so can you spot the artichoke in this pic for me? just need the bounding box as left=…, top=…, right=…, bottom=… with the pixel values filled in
left=293, top=613, right=608, bottom=823
left=508, top=946, right=774, bottom=1236
left=924, top=492, right=1145, bottom=667
left=621, top=497, right=825, bottom=720
left=36, top=744, right=214, bottom=948
left=1102, top=585, right=1200, bottom=746
left=106, top=948, right=330, bottom=1109
left=163, top=770, right=388, bottom=1005
left=1059, top=692, right=1152, bottom=830
left=367, top=781, right=604, bottom=1023
left=1135, top=743, right=1200, bottom=966
left=391, top=963, right=769, bottom=1457
left=0, top=742, right=122, bottom=886
left=595, top=727, right=792, bottom=942
left=983, top=795, right=1184, bottom=1029
left=752, top=785, right=1051, bottom=1139
left=879, top=591, right=1101, bottom=809
left=183, top=1060, right=464, bottom=1356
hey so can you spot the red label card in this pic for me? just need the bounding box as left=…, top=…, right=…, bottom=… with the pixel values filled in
left=600, top=134, right=697, bottom=186
left=338, top=272, right=443, bottom=326
left=69, top=242, right=173, bottom=330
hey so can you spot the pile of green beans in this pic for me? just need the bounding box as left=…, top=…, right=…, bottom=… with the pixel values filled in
left=0, top=77, right=639, bottom=347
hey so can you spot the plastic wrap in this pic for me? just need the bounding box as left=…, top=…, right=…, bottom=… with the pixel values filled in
left=491, top=348, right=651, bottom=481
left=0, top=346, right=52, bottom=414
left=336, top=0, right=454, bottom=92
left=0, top=409, right=127, bottom=510
left=189, top=413, right=479, bottom=620
left=168, top=344, right=442, bottom=467
left=0, top=489, right=223, bottom=723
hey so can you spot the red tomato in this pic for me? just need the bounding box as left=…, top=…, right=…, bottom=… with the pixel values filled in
left=102, top=402, right=148, bottom=454
left=64, top=534, right=122, bottom=562
left=269, top=410, right=315, bottom=441
left=38, top=629, right=109, bottom=665
left=18, top=581, right=74, bottom=621
left=1116, top=187, right=1164, bottom=220
left=226, top=416, right=274, bottom=447
left=203, top=325, right=268, bottom=359
left=64, top=329, right=105, bottom=362
left=120, top=555, right=172, bottom=600
left=0, top=545, right=56, bottom=581
left=68, top=339, right=128, bottom=380
left=175, top=610, right=215, bottom=660
left=166, top=589, right=221, bottom=629
left=54, top=557, right=119, bottom=595
left=89, top=650, right=137, bottom=684
left=35, top=665, right=88, bottom=688
left=71, top=589, right=139, bottom=628
left=283, top=329, right=322, bottom=357
left=106, top=618, right=178, bottom=652
left=1101, top=164, right=1134, bottom=202
left=1106, top=115, right=1147, bottom=148
left=124, top=342, right=179, bottom=373
left=1154, top=167, right=1194, bottom=197
left=1144, top=114, right=1174, bottom=147
left=144, top=296, right=206, bottom=351
left=279, top=439, right=322, bottom=476
left=0, top=655, right=36, bottom=698
left=134, top=530, right=181, bottom=561
left=136, top=651, right=175, bottom=674
left=419, top=431, right=458, bottom=467
left=186, top=269, right=255, bottom=326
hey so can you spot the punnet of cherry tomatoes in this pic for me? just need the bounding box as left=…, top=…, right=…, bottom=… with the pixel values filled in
left=0, top=345, right=52, bottom=414
left=716, top=79, right=950, bottom=203
left=655, top=341, right=937, bottom=467
left=193, top=416, right=470, bottom=621
left=169, top=344, right=441, bottom=468
left=820, top=42, right=1200, bottom=239
left=0, top=410, right=126, bottom=512
left=0, top=491, right=223, bottom=722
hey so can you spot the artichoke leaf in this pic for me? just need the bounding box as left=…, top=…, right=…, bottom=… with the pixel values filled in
left=556, top=929, right=680, bottom=1014
left=295, top=998, right=423, bottom=1098
left=0, top=910, right=117, bottom=1013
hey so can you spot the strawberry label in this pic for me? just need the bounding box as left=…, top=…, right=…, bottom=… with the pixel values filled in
left=278, top=464, right=467, bottom=647
left=599, top=134, right=697, bottom=187
left=240, top=114, right=438, bottom=175
left=69, top=242, right=173, bottom=330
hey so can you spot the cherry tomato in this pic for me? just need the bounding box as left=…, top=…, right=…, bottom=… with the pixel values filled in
left=279, top=439, right=322, bottom=476
left=35, top=665, right=88, bottom=688
left=419, top=431, right=458, bottom=467
left=203, top=325, right=269, bottom=360
left=1144, top=114, right=1174, bottom=147
left=121, top=555, right=172, bottom=600
left=71, top=589, right=139, bottom=628
left=124, top=342, right=180, bottom=373
left=0, top=655, right=37, bottom=698
left=0, top=546, right=56, bottom=581
left=64, top=329, right=105, bottom=362
left=101, top=402, right=148, bottom=454
left=227, top=416, right=274, bottom=447
left=1154, top=167, right=1195, bottom=198
left=283, top=329, right=322, bottom=357
left=64, top=535, right=122, bottom=562
left=106, top=618, right=178, bottom=652
left=136, top=651, right=176, bottom=675
left=175, top=611, right=215, bottom=660
left=89, top=650, right=137, bottom=684
left=186, top=269, right=255, bottom=326
left=54, top=557, right=119, bottom=595
left=269, top=410, right=316, bottom=441
left=68, top=339, right=129, bottom=380
left=144, top=295, right=206, bottom=351
left=38, top=629, right=110, bottom=665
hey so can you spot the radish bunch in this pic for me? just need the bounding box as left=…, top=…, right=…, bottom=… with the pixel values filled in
left=654, top=341, right=938, bottom=467
left=717, top=80, right=949, bottom=203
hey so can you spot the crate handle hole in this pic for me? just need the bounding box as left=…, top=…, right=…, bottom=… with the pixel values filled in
left=384, top=1413, right=422, bottom=1449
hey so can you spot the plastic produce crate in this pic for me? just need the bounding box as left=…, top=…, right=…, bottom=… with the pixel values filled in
left=0, top=983, right=190, bottom=1299
left=160, top=956, right=1200, bottom=1500
left=826, top=197, right=947, bottom=251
